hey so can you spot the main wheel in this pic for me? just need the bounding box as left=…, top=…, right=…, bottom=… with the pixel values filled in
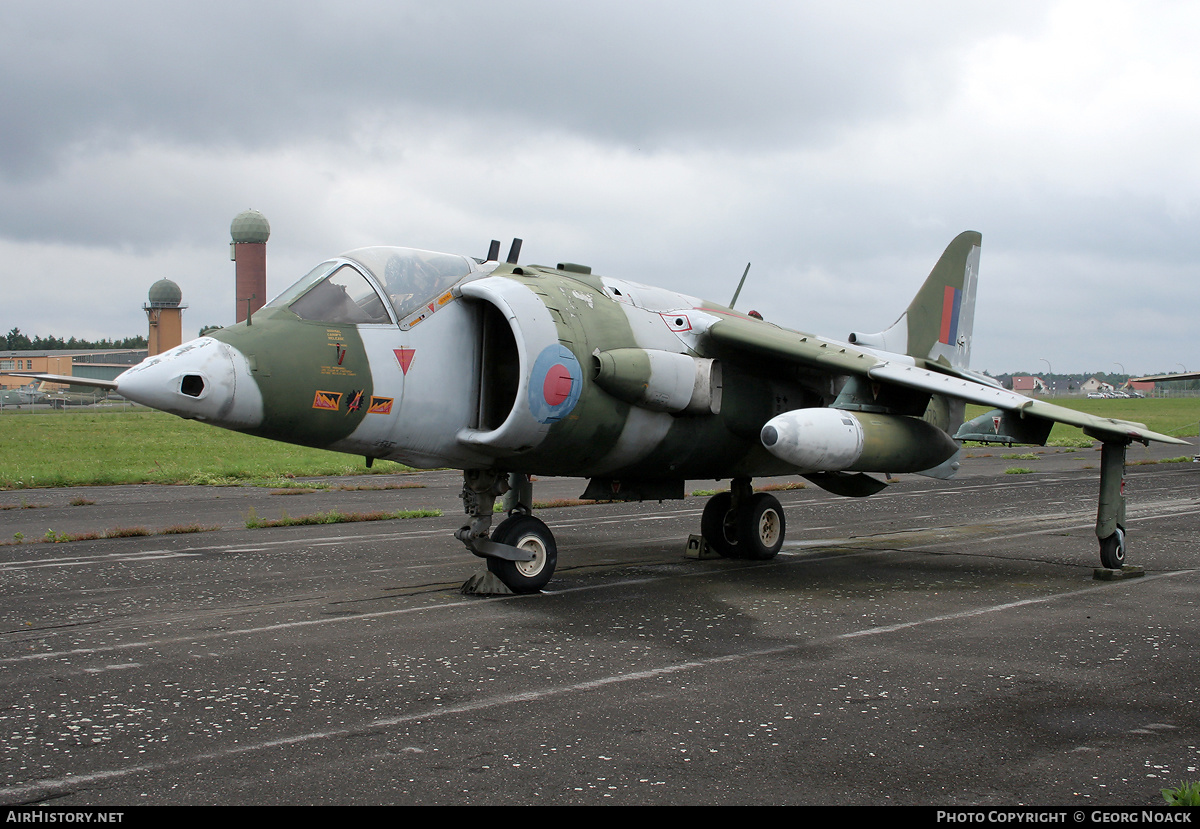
left=701, top=492, right=739, bottom=557
left=737, top=492, right=785, bottom=560
left=487, top=514, right=558, bottom=593
left=1099, top=527, right=1126, bottom=569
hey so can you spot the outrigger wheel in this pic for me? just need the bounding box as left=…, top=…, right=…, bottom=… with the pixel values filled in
left=701, top=479, right=786, bottom=560
left=1098, top=527, right=1126, bottom=570
left=1095, top=439, right=1130, bottom=570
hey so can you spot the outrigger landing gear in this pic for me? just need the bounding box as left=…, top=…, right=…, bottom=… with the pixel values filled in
left=455, top=470, right=557, bottom=593
left=1096, top=439, right=1131, bottom=569
left=700, top=477, right=786, bottom=560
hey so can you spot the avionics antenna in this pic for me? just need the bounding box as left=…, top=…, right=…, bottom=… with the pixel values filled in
left=728, top=262, right=751, bottom=309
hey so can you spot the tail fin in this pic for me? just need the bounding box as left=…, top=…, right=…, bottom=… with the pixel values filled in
left=848, top=231, right=981, bottom=370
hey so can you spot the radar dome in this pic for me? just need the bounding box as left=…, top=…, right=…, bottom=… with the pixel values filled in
left=231, top=209, right=271, bottom=243
left=147, top=278, right=183, bottom=307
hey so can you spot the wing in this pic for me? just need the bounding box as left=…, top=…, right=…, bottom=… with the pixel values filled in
left=703, top=314, right=1190, bottom=447
left=10, top=373, right=118, bottom=390
left=1131, top=372, right=1200, bottom=382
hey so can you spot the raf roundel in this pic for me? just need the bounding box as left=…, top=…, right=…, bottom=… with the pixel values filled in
left=528, top=344, right=582, bottom=424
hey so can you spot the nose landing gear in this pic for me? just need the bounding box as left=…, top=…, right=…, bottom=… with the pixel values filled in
left=486, top=513, right=558, bottom=592
left=456, top=469, right=557, bottom=593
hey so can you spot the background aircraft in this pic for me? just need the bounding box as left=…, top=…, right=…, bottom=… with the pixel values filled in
left=40, top=383, right=111, bottom=408
left=23, top=232, right=1189, bottom=592
left=0, top=382, right=45, bottom=407
left=1132, top=371, right=1200, bottom=382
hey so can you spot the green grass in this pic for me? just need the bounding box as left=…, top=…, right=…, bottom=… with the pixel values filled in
left=0, top=410, right=414, bottom=489
left=966, top=397, right=1200, bottom=443
left=3, top=399, right=1193, bottom=491
left=1162, top=780, right=1200, bottom=806
left=244, top=507, right=441, bottom=529
left=42, top=526, right=152, bottom=543
left=3, top=521, right=224, bottom=546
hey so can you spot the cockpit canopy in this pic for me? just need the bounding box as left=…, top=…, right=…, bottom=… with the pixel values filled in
left=266, top=246, right=476, bottom=325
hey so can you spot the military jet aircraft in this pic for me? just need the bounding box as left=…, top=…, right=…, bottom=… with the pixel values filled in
left=25, top=232, right=1190, bottom=592
left=0, top=382, right=44, bottom=407
left=1132, top=371, right=1200, bottom=383
left=42, top=385, right=110, bottom=408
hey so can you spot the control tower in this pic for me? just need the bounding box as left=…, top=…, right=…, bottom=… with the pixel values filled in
left=231, top=208, right=270, bottom=323
left=144, top=279, right=187, bottom=356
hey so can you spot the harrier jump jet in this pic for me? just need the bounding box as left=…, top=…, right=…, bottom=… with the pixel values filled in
left=29, top=232, right=1189, bottom=592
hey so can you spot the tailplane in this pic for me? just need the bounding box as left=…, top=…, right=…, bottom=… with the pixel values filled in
left=848, top=230, right=981, bottom=370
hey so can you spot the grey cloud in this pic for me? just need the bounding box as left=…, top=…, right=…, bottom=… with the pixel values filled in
left=0, top=1, right=1040, bottom=178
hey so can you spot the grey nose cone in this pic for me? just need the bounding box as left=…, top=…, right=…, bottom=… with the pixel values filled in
left=116, top=337, right=263, bottom=428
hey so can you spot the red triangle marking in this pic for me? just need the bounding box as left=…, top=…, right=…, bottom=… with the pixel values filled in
left=394, top=348, right=415, bottom=375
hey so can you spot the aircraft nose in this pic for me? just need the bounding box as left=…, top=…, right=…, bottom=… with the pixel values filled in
left=116, top=337, right=263, bottom=428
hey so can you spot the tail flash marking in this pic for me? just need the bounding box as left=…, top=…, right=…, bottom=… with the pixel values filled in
left=939, top=286, right=962, bottom=346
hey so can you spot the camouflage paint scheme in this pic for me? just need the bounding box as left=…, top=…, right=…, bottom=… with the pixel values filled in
left=61, top=232, right=1194, bottom=591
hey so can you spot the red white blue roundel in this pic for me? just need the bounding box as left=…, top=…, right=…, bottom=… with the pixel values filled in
left=529, top=344, right=582, bottom=424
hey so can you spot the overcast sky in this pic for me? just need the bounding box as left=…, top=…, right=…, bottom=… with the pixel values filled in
left=2, top=1, right=1197, bottom=374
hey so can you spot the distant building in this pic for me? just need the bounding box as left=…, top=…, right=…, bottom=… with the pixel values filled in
left=0, top=349, right=146, bottom=391
left=1080, top=378, right=1114, bottom=394
left=144, top=278, right=187, bottom=356
left=231, top=208, right=270, bottom=323
left=1012, top=376, right=1047, bottom=393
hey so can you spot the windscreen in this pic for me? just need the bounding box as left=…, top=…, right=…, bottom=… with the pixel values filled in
left=287, top=264, right=393, bottom=324
left=342, top=247, right=474, bottom=320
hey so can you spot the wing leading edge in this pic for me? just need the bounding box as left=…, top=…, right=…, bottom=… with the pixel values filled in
left=704, top=315, right=1190, bottom=447
left=11, top=373, right=119, bottom=391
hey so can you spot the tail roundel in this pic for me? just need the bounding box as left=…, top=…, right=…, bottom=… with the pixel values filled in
left=848, top=231, right=982, bottom=370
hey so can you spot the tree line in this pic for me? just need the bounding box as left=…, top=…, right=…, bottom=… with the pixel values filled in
left=4, top=327, right=147, bottom=351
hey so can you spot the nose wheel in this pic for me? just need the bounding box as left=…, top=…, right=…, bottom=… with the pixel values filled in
left=486, top=514, right=558, bottom=593
left=457, top=470, right=558, bottom=594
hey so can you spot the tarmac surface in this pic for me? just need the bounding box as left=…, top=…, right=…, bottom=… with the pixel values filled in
left=1, top=442, right=1197, bottom=806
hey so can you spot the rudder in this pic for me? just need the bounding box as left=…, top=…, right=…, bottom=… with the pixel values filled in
left=848, top=230, right=981, bottom=370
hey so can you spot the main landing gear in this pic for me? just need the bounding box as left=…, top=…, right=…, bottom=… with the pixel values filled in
left=456, top=469, right=557, bottom=593
left=700, top=477, right=786, bottom=560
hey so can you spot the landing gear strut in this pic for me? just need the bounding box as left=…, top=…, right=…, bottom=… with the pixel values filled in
left=701, top=477, right=786, bottom=560
left=455, top=470, right=557, bottom=593
left=1096, top=439, right=1130, bottom=569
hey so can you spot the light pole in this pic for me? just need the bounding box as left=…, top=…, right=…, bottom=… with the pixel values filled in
left=1040, top=358, right=1053, bottom=396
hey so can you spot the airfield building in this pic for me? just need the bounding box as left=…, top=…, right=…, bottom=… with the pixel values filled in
left=231, top=208, right=270, bottom=323
left=144, top=278, right=187, bottom=356
left=0, top=349, right=147, bottom=393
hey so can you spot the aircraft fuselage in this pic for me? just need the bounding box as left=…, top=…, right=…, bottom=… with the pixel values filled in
left=118, top=252, right=829, bottom=485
